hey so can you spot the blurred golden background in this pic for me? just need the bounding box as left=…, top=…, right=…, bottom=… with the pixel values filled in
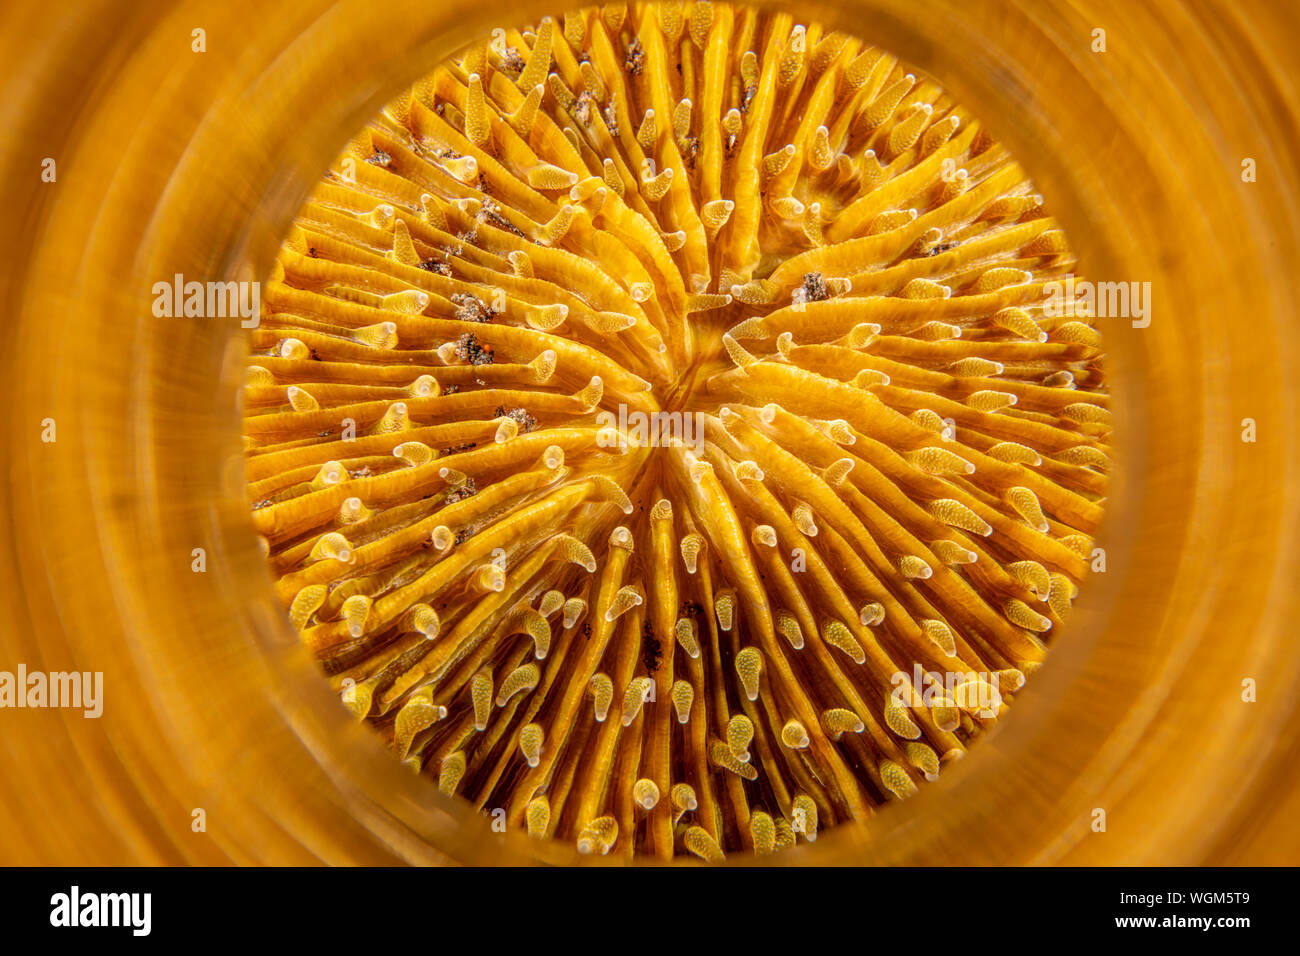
left=0, top=0, right=1296, bottom=864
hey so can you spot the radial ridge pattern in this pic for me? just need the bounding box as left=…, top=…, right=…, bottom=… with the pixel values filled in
left=242, top=1, right=1110, bottom=860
